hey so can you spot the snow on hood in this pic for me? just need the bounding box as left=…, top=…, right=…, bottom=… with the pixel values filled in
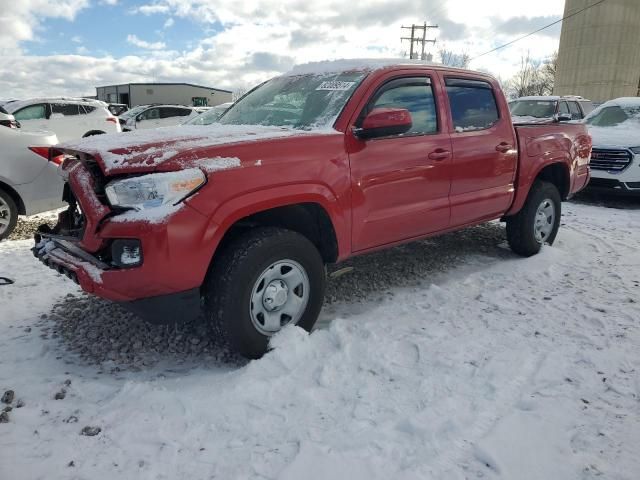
left=511, top=115, right=555, bottom=124
left=60, top=124, right=336, bottom=174
left=588, top=122, right=640, bottom=149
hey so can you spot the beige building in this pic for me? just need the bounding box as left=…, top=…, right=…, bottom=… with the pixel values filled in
left=95, top=82, right=232, bottom=107
left=554, top=0, right=640, bottom=103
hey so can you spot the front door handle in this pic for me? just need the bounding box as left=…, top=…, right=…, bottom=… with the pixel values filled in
left=428, top=149, right=451, bottom=161
left=496, top=142, right=514, bottom=153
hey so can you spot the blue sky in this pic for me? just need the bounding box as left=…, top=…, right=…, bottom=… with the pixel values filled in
left=0, top=0, right=565, bottom=98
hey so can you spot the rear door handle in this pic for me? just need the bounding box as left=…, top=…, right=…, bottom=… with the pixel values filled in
left=496, top=143, right=514, bottom=153
left=428, top=149, right=451, bottom=161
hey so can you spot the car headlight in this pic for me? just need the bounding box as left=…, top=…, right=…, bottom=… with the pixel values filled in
left=105, top=169, right=206, bottom=209
left=630, top=147, right=640, bottom=154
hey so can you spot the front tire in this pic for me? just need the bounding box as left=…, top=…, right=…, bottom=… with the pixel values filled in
left=0, top=189, right=18, bottom=241
left=204, top=227, right=326, bottom=359
left=506, top=181, right=561, bottom=257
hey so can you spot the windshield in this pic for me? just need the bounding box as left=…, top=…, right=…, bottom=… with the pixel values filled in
left=585, top=104, right=640, bottom=127
left=219, top=72, right=367, bottom=129
left=186, top=103, right=233, bottom=126
left=510, top=100, right=556, bottom=118
left=120, top=105, right=147, bottom=120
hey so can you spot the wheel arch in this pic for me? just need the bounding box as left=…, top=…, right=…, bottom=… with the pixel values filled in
left=82, top=130, right=106, bottom=137
left=506, top=160, right=570, bottom=216
left=0, top=180, right=26, bottom=215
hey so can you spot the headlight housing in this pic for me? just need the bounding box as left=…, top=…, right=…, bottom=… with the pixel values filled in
left=105, top=169, right=206, bottom=210
left=630, top=146, right=640, bottom=154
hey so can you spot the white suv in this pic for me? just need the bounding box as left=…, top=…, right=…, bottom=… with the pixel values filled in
left=585, top=97, right=640, bottom=195
left=4, top=98, right=121, bottom=142
left=119, top=104, right=198, bottom=131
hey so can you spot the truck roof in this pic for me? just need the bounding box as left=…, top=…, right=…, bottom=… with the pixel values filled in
left=284, top=58, right=494, bottom=80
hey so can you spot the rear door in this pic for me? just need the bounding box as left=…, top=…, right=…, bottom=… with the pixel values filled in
left=443, top=76, right=517, bottom=226
left=158, top=107, right=193, bottom=127
left=50, top=103, right=82, bottom=141
left=348, top=71, right=452, bottom=251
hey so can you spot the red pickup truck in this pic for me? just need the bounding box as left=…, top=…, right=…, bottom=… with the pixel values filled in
left=34, top=61, right=591, bottom=358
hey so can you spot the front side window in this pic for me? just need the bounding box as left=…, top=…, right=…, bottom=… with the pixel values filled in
left=13, top=104, right=47, bottom=121
left=568, top=101, right=582, bottom=119
left=558, top=102, right=570, bottom=115
left=445, top=78, right=499, bottom=132
left=139, top=108, right=159, bottom=120
left=220, top=71, right=367, bottom=129
left=51, top=103, right=80, bottom=116
left=363, top=77, right=438, bottom=135
left=161, top=107, right=191, bottom=118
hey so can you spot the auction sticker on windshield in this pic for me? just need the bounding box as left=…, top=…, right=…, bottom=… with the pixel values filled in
left=316, top=81, right=355, bottom=91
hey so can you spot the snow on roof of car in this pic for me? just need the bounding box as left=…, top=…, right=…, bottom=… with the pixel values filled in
left=516, top=95, right=591, bottom=102
left=596, top=97, right=640, bottom=109
left=4, top=97, right=107, bottom=112
left=285, top=58, right=439, bottom=76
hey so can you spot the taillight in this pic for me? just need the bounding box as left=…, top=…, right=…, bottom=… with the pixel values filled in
left=28, top=146, right=64, bottom=166
left=106, top=117, right=117, bottom=124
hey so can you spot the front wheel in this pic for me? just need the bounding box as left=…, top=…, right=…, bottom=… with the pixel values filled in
left=204, top=227, right=326, bottom=359
left=0, top=189, right=18, bottom=241
left=506, top=181, right=561, bottom=257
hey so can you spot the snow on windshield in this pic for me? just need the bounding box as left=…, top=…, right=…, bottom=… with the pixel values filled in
left=510, top=100, right=556, bottom=119
left=219, top=71, right=367, bottom=129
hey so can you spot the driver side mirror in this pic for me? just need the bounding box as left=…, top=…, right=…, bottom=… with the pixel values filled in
left=555, top=113, right=572, bottom=122
left=354, top=108, right=413, bottom=140
left=136, top=114, right=144, bottom=122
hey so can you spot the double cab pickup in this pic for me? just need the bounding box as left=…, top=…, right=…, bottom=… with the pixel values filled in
left=34, top=61, right=592, bottom=358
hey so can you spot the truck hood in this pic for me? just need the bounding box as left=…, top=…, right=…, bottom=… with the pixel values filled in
left=59, top=124, right=336, bottom=175
left=587, top=122, right=640, bottom=149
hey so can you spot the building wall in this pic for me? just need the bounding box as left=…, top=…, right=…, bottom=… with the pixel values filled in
left=128, top=84, right=232, bottom=107
left=96, top=85, right=130, bottom=104
left=554, top=0, right=640, bottom=103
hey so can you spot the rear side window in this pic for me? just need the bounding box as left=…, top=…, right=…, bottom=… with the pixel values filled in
left=161, top=107, right=192, bottom=118
left=51, top=103, right=80, bottom=116
left=13, top=104, right=47, bottom=121
left=363, top=77, right=438, bottom=135
left=80, top=105, right=97, bottom=114
left=568, top=101, right=582, bottom=119
left=445, top=78, right=499, bottom=132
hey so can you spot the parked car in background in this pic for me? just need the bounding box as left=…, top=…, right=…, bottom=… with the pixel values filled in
left=510, top=95, right=594, bottom=123
left=108, top=103, right=129, bottom=116
left=0, top=106, right=20, bottom=129
left=35, top=60, right=591, bottom=358
left=119, top=104, right=198, bottom=131
left=584, top=97, right=640, bottom=195
left=4, top=98, right=120, bottom=142
left=184, top=102, right=234, bottom=125
left=0, top=127, right=63, bottom=239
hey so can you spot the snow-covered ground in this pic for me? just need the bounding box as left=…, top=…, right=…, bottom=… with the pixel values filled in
left=1, top=201, right=639, bottom=480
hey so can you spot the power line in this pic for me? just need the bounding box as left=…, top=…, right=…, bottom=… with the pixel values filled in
left=401, top=22, right=438, bottom=60
left=471, top=0, right=608, bottom=61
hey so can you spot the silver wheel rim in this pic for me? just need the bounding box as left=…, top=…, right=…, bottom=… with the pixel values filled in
left=250, top=259, right=310, bottom=335
left=0, top=197, right=11, bottom=236
left=534, top=198, right=555, bottom=244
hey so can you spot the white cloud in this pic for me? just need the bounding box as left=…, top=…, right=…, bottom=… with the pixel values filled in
left=0, top=0, right=89, bottom=54
left=100, top=0, right=118, bottom=4
left=76, top=46, right=89, bottom=54
left=2, top=0, right=569, bottom=98
left=126, top=34, right=166, bottom=50
left=71, top=35, right=82, bottom=43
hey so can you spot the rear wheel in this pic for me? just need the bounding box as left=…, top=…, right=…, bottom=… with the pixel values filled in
left=204, top=227, right=326, bottom=359
left=0, top=189, right=18, bottom=241
left=506, top=181, right=561, bottom=257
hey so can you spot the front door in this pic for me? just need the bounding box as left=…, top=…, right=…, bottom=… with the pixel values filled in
left=348, top=74, right=452, bottom=252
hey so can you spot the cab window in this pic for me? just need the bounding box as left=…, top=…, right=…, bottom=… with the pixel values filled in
left=360, top=77, right=438, bottom=136
left=445, top=78, right=499, bottom=132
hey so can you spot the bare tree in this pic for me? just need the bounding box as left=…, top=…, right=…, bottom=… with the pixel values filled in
left=232, top=88, right=247, bottom=103
left=438, top=49, right=471, bottom=69
left=538, top=51, right=558, bottom=95
left=505, top=51, right=558, bottom=99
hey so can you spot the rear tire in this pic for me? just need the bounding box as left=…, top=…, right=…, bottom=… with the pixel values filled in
left=204, top=227, right=326, bottom=359
left=0, top=189, right=18, bottom=241
left=506, top=181, right=561, bottom=257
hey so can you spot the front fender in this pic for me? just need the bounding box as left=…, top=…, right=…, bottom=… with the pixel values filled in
left=197, top=183, right=350, bottom=274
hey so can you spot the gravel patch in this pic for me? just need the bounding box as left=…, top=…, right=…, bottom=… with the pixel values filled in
left=8, top=215, right=57, bottom=241
left=42, top=222, right=508, bottom=371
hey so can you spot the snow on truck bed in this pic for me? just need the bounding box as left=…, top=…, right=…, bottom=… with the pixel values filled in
left=1, top=201, right=639, bottom=479
left=60, top=124, right=337, bottom=174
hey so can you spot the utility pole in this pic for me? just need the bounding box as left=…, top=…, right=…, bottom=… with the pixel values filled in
left=401, top=22, right=438, bottom=60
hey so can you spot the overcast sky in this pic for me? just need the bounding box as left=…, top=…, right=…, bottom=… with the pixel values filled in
left=0, top=0, right=565, bottom=98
